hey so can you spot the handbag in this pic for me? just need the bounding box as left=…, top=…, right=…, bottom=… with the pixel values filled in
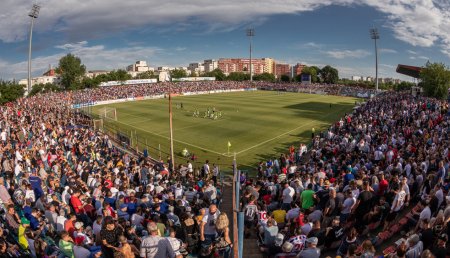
left=215, top=231, right=230, bottom=250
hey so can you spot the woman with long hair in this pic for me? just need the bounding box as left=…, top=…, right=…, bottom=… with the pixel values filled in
left=360, top=240, right=375, bottom=258
left=215, top=213, right=232, bottom=258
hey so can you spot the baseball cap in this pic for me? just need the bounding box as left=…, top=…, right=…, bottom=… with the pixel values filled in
left=275, top=233, right=284, bottom=246
left=306, top=237, right=318, bottom=245
left=21, top=217, right=30, bottom=225
left=74, top=221, right=84, bottom=230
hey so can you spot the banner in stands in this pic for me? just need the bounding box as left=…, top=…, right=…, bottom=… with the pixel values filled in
left=99, top=79, right=157, bottom=87
left=172, top=77, right=216, bottom=82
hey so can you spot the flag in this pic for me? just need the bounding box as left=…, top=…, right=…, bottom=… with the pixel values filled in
left=228, top=141, right=231, bottom=148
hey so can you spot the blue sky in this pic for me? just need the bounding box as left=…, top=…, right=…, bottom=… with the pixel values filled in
left=0, top=0, right=449, bottom=81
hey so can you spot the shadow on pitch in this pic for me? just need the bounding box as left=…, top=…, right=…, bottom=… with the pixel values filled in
left=283, top=101, right=354, bottom=122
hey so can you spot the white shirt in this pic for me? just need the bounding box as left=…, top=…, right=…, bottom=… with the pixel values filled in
left=392, top=190, right=406, bottom=212
left=93, top=221, right=102, bottom=237
left=286, top=207, right=301, bottom=220
left=56, top=215, right=67, bottom=233
left=282, top=186, right=295, bottom=204
left=419, top=206, right=431, bottom=221
left=131, top=213, right=144, bottom=226
left=202, top=210, right=220, bottom=235
left=435, top=189, right=444, bottom=208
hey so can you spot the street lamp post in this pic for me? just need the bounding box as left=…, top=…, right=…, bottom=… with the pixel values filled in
left=246, top=28, right=255, bottom=82
left=28, top=4, right=40, bottom=95
left=370, top=28, right=380, bottom=93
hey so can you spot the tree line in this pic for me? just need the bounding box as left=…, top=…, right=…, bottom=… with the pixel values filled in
left=0, top=54, right=448, bottom=103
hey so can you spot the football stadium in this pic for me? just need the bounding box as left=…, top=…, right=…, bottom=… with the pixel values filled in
left=0, top=1, right=450, bottom=258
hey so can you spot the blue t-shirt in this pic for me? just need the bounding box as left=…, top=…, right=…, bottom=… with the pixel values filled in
left=29, top=176, right=43, bottom=199
left=344, top=173, right=355, bottom=185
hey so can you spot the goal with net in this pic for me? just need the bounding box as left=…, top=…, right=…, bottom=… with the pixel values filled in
left=98, top=107, right=117, bottom=121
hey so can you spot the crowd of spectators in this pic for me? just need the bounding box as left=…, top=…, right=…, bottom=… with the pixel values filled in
left=0, top=89, right=231, bottom=258
left=240, top=93, right=449, bottom=257
left=71, top=81, right=376, bottom=105
left=0, top=80, right=448, bottom=258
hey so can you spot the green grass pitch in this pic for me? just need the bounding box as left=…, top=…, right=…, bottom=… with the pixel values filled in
left=92, top=91, right=357, bottom=172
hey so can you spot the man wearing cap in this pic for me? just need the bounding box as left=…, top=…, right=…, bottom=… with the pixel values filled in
left=297, top=237, right=320, bottom=258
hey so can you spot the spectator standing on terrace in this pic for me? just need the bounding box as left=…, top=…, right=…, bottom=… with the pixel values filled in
left=282, top=181, right=295, bottom=211
left=300, top=183, right=316, bottom=212
left=140, top=222, right=175, bottom=258
left=200, top=204, right=220, bottom=246
left=202, top=160, right=210, bottom=178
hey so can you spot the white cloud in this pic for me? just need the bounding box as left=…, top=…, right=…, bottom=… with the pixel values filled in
left=299, top=42, right=324, bottom=49
left=407, top=50, right=418, bottom=55
left=0, top=0, right=448, bottom=57
left=380, top=64, right=395, bottom=69
left=379, top=48, right=397, bottom=53
left=417, top=56, right=429, bottom=60
left=0, top=41, right=162, bottom=79
left=324, top=49, right=371, bottom=59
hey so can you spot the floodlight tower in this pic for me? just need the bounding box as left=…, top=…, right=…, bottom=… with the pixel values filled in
left=246, top=28, right=255, bottom=82
left=370, top=28, right=380, bottom=93
left=28, top=4, right=41, bottom=94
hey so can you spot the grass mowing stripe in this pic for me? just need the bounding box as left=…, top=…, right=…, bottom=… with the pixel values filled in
left=235, top=105, right=347, bottom=155
left=110, top=117, right=230, bottom=157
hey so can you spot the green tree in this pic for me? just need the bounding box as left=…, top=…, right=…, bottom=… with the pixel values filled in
left=81, top=77, right=100, bottom=89
left=135, top=71, right=157, bottom=79
left=319, top=65, right=339, bottom=84
left=420, top=62, right=450, bottom=99
left=57, top=54, right=86, bottom=90
left=204, top=69, right=226, bottom=81
left=29, top=82, right=60, bottom=96
left=170, top=69, right=188, bottom=79
left=280, top=75, right=290, bottom=82
left=301, top=66, right=320, bottom=83
left=253, top=72, right=276, bottom=82
left=394, top=81, right=415, bottom=91
left=0, top=81, right=25, bottom=104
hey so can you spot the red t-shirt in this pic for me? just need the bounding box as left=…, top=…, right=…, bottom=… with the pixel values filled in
left=70, top=195, right=84, bottom=214
left=378, top=179, right=389, bottom=196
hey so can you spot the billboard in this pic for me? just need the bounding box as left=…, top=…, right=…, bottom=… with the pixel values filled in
left=99, top=79, right=157, bottom=87
left=172, top=77, right=216, bottom=82
left=301, top=74, right=311, bottom=84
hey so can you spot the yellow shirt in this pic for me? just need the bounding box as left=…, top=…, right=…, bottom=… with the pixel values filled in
left=272, top=209, right=286, bottom=224
left=18, top=225, right=28, bottom=250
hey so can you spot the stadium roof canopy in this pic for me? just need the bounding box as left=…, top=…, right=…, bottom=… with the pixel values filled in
left=396, top=64, right=422, bottom=78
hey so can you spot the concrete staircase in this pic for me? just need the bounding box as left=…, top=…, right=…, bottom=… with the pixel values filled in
left=220, top=175, right=263, bottom=258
